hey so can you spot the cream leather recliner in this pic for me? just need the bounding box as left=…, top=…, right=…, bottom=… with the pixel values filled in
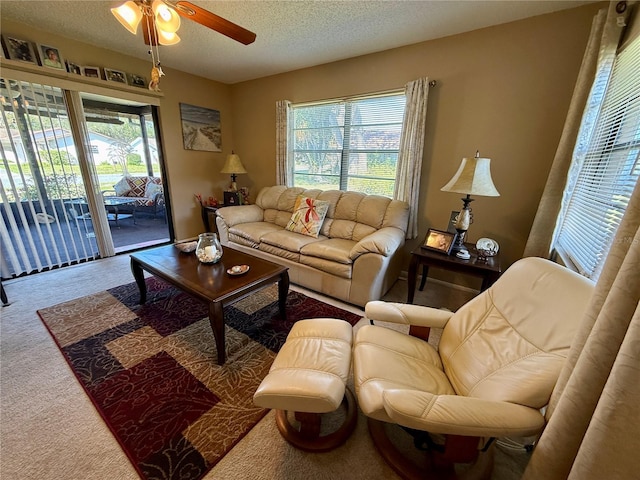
left=353, top=257, right=594, bottom=479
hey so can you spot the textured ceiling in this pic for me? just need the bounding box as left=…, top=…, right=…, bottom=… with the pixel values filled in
left=1, top=1, right=595, bottom=84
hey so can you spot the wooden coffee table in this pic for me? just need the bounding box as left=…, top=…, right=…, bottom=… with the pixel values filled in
left=130, top=244, right=289, bottom=364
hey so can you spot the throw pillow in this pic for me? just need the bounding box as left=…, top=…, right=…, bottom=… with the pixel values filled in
left=285, top=196, right=330, bottom=238
left=113, top=176, right=131, bottom=196
left=127, top=176, right=147, bottom=197
left=145, top=180, right=163, bottom=198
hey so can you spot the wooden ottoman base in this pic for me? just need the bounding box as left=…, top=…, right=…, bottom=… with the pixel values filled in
left=275, top=387, right=357, bottom=452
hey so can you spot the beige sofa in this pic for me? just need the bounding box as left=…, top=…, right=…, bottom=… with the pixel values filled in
left=216, top=186, right=409, bottom=307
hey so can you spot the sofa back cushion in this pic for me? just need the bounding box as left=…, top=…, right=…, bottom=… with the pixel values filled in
left=254, top=186, right=409, bottom=240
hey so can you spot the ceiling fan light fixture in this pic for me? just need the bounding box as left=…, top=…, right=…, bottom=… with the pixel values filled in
left=157, top=29, right=181, bottom=45
left=152, top=0, right=181, bottom=34
left=111, top=1, right=143, bottom=35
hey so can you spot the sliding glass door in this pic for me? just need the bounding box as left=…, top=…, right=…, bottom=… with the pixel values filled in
left=81, top=95, right=170, bottom=253
left=0, top=77, right=171, bottom=279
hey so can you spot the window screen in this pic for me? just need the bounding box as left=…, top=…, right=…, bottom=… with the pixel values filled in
left=291, top=93, right=406, bottom=197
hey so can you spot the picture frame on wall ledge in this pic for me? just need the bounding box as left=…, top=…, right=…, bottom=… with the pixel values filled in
left=37, top=44, right=65, bottom=70
left=128, top=73, right=147, bottom=88
left=422, top=228, right=457, bottom=255
left=66, top=62, right=82, bottom=75
left=104, top=68, right=128, bottom=84
left=81, top=66, right=101, bottom=79
left=3, top=35, right=37, bottom=65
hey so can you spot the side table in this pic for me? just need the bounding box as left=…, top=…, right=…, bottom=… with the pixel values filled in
left=201, top=205, right=226, bottom=232
left=407, top=244, right=502, bottom=304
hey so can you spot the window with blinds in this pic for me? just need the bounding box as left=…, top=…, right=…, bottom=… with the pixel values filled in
left=553, top=35, right=640, bottom=279
left=290, top=93, right=406, bottom=197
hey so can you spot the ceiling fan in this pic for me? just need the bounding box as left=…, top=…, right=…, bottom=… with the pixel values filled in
left=111, top=0, right=257, bottom=47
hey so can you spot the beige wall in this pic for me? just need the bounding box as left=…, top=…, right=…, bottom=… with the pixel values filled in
left=1, top=18, right=233, bottom=240
left=230, top=2, right=603, bottom=285
left=2, top=2, right=603, bottom=286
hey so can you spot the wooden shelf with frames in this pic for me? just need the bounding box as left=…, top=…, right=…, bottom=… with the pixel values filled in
left=0, top=57, right=163, bottom=100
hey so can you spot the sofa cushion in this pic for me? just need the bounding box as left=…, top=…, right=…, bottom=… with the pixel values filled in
left=113, top=176, right=131, bottom=196
left=229, top=222, right=283, bottom=245
left=261, top=230, right=325, bottom=253
left=300, top=238, right=355, bottom=265
left=259, top=243, right=301, bottom=262
left=300, top=255, right=352, bottom=279
left=285, top=196, right=330, bottom=238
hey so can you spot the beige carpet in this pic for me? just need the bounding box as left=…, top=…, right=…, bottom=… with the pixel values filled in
left=1, top=254, right=531, bottom=479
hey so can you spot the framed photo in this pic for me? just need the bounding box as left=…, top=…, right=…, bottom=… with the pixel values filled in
left=423, top=228, right=457, bottom=255
left=81, top=66, right=101, bottom=79
left=179, top=103, right=222, bottom=152
left=104, top=68, right=128, bottom=84
left=128, top=73, right=147, bottom=88
left=223, top=191, right=242, bottom=206
left=37, top=44, right=64, bottom=70
left=67, top=62, right=82, bottom=75
left=3, top=35, right=37, bottom=64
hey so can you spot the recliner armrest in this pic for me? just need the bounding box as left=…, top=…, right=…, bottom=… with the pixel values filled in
left=365, top=301, right=453, bottom=328
left=383, top=389, right=545, bottom=438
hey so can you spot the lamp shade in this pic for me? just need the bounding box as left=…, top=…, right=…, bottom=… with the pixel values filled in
left=157, top=29, right=181, bottom=45
left=441, top=155, right=500, bottom=197
left=152, top=0, right=181, bottom=33
left=221, top=153, right=247, bottom=175
left=111, top=1, right=143, bottom=35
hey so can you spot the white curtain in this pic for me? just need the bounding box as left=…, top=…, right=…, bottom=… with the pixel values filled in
left=275, top=100, right=291, bottom=186
left=394, top=78, right=430, bottom=239
left=522, top=178, right=640, bottom=480
left=524, top=3, right=627, bottom=258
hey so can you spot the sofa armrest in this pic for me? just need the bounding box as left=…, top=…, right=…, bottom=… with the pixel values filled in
left=216, top=205, right=264, bottom=227
left=349, top=227, right=404, bottom=260
left=365, top=301, right=453, bottom=328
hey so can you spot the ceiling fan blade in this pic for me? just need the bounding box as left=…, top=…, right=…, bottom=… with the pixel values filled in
left=175, top=1, right=256, bottom=45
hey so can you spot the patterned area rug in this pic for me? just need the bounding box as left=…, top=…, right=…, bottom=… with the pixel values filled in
left=37, top=277, right=361, bottom=480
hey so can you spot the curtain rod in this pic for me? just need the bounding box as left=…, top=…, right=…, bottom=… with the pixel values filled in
left=292, top=79, right=437, bottom=108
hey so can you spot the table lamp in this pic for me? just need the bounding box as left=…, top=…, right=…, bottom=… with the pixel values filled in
left=441, top=151, right=499, bottom=255
left=220, top=151, right=247, bottom=191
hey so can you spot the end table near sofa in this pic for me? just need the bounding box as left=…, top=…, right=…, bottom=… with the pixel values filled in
left=407, top=243, right=502, bottom=304
left=201, top=205, right=226, bottom=233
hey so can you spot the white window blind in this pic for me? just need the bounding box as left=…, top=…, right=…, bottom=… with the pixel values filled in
left=553, top=35, right=640, bottom=279
left=291, top=93, right=406, bottom=197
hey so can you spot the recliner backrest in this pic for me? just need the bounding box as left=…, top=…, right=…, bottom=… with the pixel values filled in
left=438, top=257, right=594, bottom=409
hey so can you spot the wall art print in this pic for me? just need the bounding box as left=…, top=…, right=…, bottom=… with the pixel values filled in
left=179, top=103, right=222, bottom=152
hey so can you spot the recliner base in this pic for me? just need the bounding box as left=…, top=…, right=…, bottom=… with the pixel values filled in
left=367, top=418, right=494, bottom=480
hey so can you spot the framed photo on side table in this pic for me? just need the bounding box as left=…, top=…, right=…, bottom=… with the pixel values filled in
left=422, top=228, right=457, bottom=255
